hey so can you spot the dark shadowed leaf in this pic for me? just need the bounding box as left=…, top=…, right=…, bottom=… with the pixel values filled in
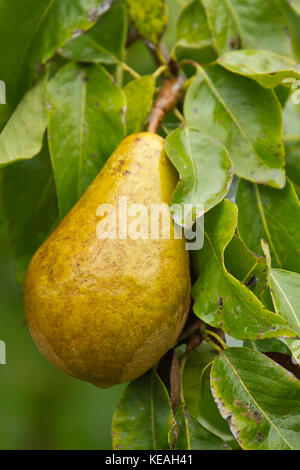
left=47, top=62, right=126, bottom=218
left=218, top=49, right=300, bottom=88
left=224, top=234, right=268, bottom=298
left=236, top=179, right=300, bottom=273
left=126, top=0, right=168, bottom=46
left=124, top=75, right=155, bottom=134
left=0, top=139, right=58, bottom=283
left=264, top=352, right=300, bottom=380
left=184, top=66, right=285, bottom=188
left=165, top=127, right=233, bottom=226
left=211, top=347, right=300, bottom=450
left=0, top=75, right=47, bottom=166
left=201, top=0, right=292, bottom=56
left=192, top=199, right=294, bottom=340
left=174, top=0, right=213, bottom=56
left=112, top=370, right=173, bottom=450
left=60, top=2, right=128, bottom=64
left=244, top=338, right=291, bottom=356
left=175, top=350, right=229, bottom=450
left=181, top=343, right=233, bottom=442
left=270, top=268, right=300, bottom=337
left=175, top=405, right=228, bottom=450
left=0, top=0, right=105, bottom=106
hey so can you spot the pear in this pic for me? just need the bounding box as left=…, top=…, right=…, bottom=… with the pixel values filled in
left=24, top=133, right=191, bottom=388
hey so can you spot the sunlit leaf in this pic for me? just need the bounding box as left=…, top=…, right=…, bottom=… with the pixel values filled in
left=0, top=75, right=47, bottom=166
left=270, top=268, right=300, bottom=337
left=211, top=347, right=300, bottom=450
left=165, top=127, right=233, bottom=225
left=112, top=370, right=173, bottom=450
left=218, top=49, right=300, bottom=88
left=289, top=0, right=300, bottom=15
left=286, top=338, right=300, bottom=365
left=192, top=199, right=294, bottom=340
left=184, top=66, right=285, bottom=188
left=47, top=62, right=126, bottom=218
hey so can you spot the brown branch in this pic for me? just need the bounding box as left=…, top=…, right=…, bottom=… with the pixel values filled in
left=147, top=75, right=185, bottom=134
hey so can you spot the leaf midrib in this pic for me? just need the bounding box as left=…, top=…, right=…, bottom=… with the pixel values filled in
left=198, top=66, right=270, bottom=171
left=224, top=0, right=245, bottom=45
left=270, top=270, right=300, bottom=335
left=221, top=352, right=294, bottom=450
left=254, top=184, right=282, bottom=267
left=201, top=211, right=290, bottom=334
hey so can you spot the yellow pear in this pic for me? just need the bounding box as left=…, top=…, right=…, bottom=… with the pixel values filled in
left=24, top=133, right=191, bottom=388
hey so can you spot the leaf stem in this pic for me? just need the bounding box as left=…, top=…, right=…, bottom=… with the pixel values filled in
left=119, top=62, right=141, bottom=80
left=152, top=64, right=169, bottom=80
left=173, top=108, right=186, bottom=126
left=204, top=329, right=228, bottom=350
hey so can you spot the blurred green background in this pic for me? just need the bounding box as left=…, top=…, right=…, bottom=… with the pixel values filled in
left=0, top=220, right=125, bottom=449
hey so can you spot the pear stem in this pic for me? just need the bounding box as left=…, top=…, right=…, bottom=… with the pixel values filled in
left=147, top=75, right=185, bottom=133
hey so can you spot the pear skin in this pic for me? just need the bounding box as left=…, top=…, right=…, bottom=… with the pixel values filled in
left=24, top=133, right=191, bottom=388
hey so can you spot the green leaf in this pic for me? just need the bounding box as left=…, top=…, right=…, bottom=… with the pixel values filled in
left=175, top=405, right=228, bottom=450
left=192, top=199, right=294, bottom=340
left=218, top=49, right=300, bottom=88
left=47, top=62, right=126, bottom=218
left=285, top=141, right=300, bottom=196
left=224, top=234, right=268, bottom=298
left=0, top=139, right=58, bottom=283
left=181, top=343, right=233, bottom=442
left=164, top=127, right=233, bottom=225
left=112, top=370, right=173, bottom=450
left=184, top=66, right=285, bottom=188
left=0, top=0, right=105, bottom=106
left=126, top=0, right=168, bottom=46
left=236, top=179, right=300, bottom=273
left=0, top=75, right=47, bottom=166
left=289, top=0, right=300, bottom=14
left=283, top=95, right=300, bottom=137
left=60, top=2, right=128, bottom=64
left=202, top=0, right=293, bottom=56
left=211, top=347, right=300, bottom=450
left=283, top=98, right=300, bottom=194
left=244, top=338, right=292, bottom=355
left=175, top=0, right=213, bottom=51
left=123, top=76, right=155, bottom=135
left=270, top=268, right=300, bottom=337
left=175, top=348, right=229, bottom=450
left=276, top=0, right=300, bottom=61
left=286, top=338, right=300, bottom=365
